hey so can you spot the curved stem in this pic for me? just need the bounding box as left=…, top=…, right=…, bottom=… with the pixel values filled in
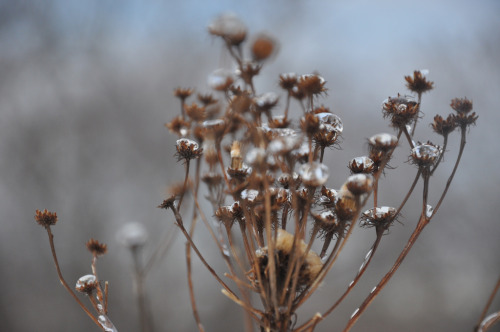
left=45, top=227, right=103, bottom=330
left=475, top=276, right=500, bottom=331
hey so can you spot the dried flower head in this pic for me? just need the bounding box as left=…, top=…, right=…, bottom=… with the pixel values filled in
left=297, top=74, right=327, bottom=97
left=300, top=112, right=321, bottom=137
left=173, top=87, right=194, bottom=101
left=368, top=133, right=398, bottom=152
left=343, top=174, right=373, bottom=196
left=165, top=116, right=190, bottom=137
left=279, top=73, right=297, bottom=91
left=382, top=95, right=419, bottom=128
left=157, top=195, right=177, bottom=211
left=454, top=112, right=478, bottom=128
left=197, top=93, right=218, bottom=106
left=404, top=70, right=434, bottom=94
left=361, top=206, right=399, bottom=231
left=176, top=138, right=203, bottom=162
left=251, top=34, right=277, bottom=61
left=431, top=114, right=457, bottom=136
left=348, top=156, right=375, bottom=174
left=450, top=97, right=473, bottom=114
left=254, top=92, right=279, bottom=113
left=312, top=211, right=339, bottom=235
left=75, top=274, right=98, bottom=294
left=208, top=13, right=247, bottom=46
left=298, top=162, right=329, bottom=187
left=86, top=239, right=108, bottom=257
left=410, top=142, right=441, bottom=167
left=34, top=209, right=58, bottom=227
left=184, top=103, right=206, bottom=122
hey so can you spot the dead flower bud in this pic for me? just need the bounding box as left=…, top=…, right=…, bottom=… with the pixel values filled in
left=157, top=195, right=177, bottom=211
left=251, top=33, right=277, bottom=61
left=343, top=174, right=373, bottom=196
left=368, top=133, right=398, bottom=152
left=165, top=116, right=190, bottom=137
left=348, top=156, right=375, bottom=174
left=410, top=142, right=441, bottom=167
left=312, top=211, right=338, bottom=235
left=201, top=119, right=226, bottom=142
left=404, top=70, right=434, bottom=94
left=197, top=93, right=218, bottom=106
left=184, top=103, right=206, bottom=122
left=431, top=114, right=457, bottom=136
left=35, top=209, right=58, bottom=227
left=297, top=74, right=327, bottom=97
left=86, top=239, right=108, bottom=257
left=382, top=95, right=419, bottom=128
left=173, top=87, right=194, bottom=101
left=450, top=97, right=473, bottom=114
left=176, top=138, right=203, bottom=162
left=75, top=275, right=98, bottom=294
left=279, top=73, right=297, bottom=90
left=237, top=62, right=261, bottom=85
left=208, top=13, right=247, bottom=46
left=361, top=206, right=399, bottom=230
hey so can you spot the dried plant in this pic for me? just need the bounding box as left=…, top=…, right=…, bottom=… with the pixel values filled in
left=35, top=13, right=498, bottom=332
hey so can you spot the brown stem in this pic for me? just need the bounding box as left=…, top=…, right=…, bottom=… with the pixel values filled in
left=45, top=227, right=103, bottom=330
left=475, top=276, right=500, bottom=331
left=186, top=242, right=205, bottom=332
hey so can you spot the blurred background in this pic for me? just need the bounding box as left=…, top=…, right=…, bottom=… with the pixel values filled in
left=1, top=0, right=499, bottom=331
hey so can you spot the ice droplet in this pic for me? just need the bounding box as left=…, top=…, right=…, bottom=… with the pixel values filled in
left=98, top=315, right=118, bottom=332
left=255, top=92, right=278, bottom=108
left=298, top=163, right=329, bottom=187
left=426, top=204, right=433, bottom=218
left=75, top=275, right=96, bottom=291
left=222, top=244, right=231, bottom=258
left=246, top=147, right=266, bottom=167
left=241, top=189, right=259, bottom=202
left=412, top=144, right=440, bottom=160
left=350, top=308, right=359, bottom=319
left=207, top=69, right=233, bottom=90
left=315, top=113, right=343, bottom=133
left=371, top=286, right=377, bottom=293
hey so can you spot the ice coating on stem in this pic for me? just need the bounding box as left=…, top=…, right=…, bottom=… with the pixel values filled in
left=98, top=315, right=118, bottom=332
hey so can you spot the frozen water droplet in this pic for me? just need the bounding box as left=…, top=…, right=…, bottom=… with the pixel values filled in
left=369, top=133, right=398, bottom=149
left=298, top=163, right=329, bottom=187
left=412, top=144, right=440, bottom=160
left=315, top=113, right=343, bottom=133
left=365, top=248, right=373, bottom=260
left=371, top=286, right=377, bottom=293
left=76, top=274, right=96, bottom=291
left=350, top=308, right=359, bottom=319
left=426, top=204, right=433, bottom=218
left=405, top=124, right=412, bottom=133
left=348, top=280, right=354, bottom=287
left=268, top=135, right=302, bottom=155
left=116, top=222, right=148, bottom=248
left=222, top=244, right=231, bottom=258
left=97, top=304, right=103, bottom=312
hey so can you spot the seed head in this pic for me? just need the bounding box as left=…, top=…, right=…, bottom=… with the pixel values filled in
left=197, top=93, right=218, bottom=106
left=86, top=239, right=108, bottom=257
left=165, top=116, right=190, bottom=137
left=184, top=103, right=206, bottom=122
left=279, top=73, right=297, bottom=91
left=208, top=13, right=247, bottom=46
left=157, top=195, right=177, bottom=211
left=297, top=74, right=327, bottom=97
left=404, top=70, right=434, bottom=94
left=343, top=174, right=373, bottom=196
left=348, top=156, right=375, bottom=174
left=176, top=138, right=203, bottom=162
left=368, top=133, right=398, bottom=152
left=75, top=274, right=98, bottom=294
left=173, top=87, right=194, bottom=101
left=34, top=209, right=58, bottom=228
left=450, top=97, right=473, bottom=114
left=410, top=142, right=441, bottom=167
left=361, top=206, right=399, bottom=231
left=431, top=114, right=457, bottom=136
